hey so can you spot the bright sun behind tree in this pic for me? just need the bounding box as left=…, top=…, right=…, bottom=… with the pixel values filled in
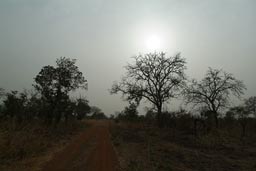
left=144, top=34, right=164, bottom=52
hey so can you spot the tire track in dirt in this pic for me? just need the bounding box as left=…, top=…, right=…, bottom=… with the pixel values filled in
left=41, top=120, right=119, bottom=171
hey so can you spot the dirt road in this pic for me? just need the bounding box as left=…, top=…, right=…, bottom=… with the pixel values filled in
left=41, top=120, right=119, bottom=171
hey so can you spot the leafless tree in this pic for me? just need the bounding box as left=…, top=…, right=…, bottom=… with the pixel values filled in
left=183, top=68, right=246, bottom=128
left=110, top=52, right=186, bottom=127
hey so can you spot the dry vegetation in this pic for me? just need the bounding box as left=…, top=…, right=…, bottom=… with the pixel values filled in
left=0, top=119, right=88, bottom=171
left=111, top=119, right=256, bottom=171
left=0, top=53, right=255, bottom=171
left=109, top=52, right=256, bottom=171
left=0, top=57, right=105, bottom=171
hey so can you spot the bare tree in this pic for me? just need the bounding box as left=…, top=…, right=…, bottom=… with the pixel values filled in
left=183, top=68, right=246, bottom=128
left=110, top=52, right=186, bottom=127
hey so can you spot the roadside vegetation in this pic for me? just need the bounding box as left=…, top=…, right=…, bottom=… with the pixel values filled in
left=0, top=57, right=106, bottom=170
left=110, top=52, right=256, bottom=171
left=0, top=119, right=87, bottom=171
left=111, top=115, right=256, bottom=171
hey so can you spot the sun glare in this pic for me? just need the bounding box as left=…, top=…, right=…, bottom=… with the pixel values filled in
left=142, top=32, right=168, bottom=53
left=133, top=22, right=173, bottom=53
left=145, top=34, right=162, bottom=51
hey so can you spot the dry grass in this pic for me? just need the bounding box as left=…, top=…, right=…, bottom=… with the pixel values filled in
left=0, top=119, right=88, bottom=171
left=111, top=121, right=256, bottom=171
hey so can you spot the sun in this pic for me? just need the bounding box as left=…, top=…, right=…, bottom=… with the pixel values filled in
left=133, top=23, right=172, bottom=53
left=144, top=34, right=164, bottom=52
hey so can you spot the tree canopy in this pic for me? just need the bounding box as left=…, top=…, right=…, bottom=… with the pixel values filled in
left=34, top=57, right=87, bottom=124
left=111, top=52, right=186, bottom=126
left=183, top=68, right=246, bottom=127
left=34, top=57, right=87, bottom=100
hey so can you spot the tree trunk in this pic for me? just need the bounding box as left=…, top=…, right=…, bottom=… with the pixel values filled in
left=194, top=119, right=198, bottom=137
left=241, top=121, right=246, bottom=138
left=157, top=105, right=163, bottom=128
left=214, top=112, right=219, bottom=128
left=242, top=124, right=245, bottom=138
left=64, top=113, right=68, bottom=125
left=211, top=103, right=218, bottom=128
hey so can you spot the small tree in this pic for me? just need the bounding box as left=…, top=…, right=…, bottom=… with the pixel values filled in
left=245, top=96, right=256, bottom=117
left=229, top=106, right=249, bottom=138
left=122, top=103, right=138, bottom=121
left=91, top=112, right=107, bottom=120
left=90, top=106, right=102, bottom=115
left=75, top=98, right=91, bottom=120
left=224, top=110, right=236, bottom=127
left=111, top=52, right=186, bottom=127
left=0, top=88, right=4, bottom=98
left=145, top=109, right=157, bottom=122
left=3, top=91, right=27, bottom=123
left=89, top=106, right=106, bottom=119
left=0, top=88, right=5, bottom=119
left=183, top=68, right=246, bottom=128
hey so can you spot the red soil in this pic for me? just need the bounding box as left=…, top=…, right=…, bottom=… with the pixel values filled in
left=41, top=120, right=119, bottom=171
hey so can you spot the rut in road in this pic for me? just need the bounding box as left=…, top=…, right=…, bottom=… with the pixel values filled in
left=41, top=120, right=119, bottom=171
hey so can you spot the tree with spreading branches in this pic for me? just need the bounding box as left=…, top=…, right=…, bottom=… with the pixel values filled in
left=110, top=52, right=186, bottom=127
left=183, top=68, right=246, bottom=128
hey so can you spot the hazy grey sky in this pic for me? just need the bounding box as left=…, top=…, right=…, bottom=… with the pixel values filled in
left=0, top=0, right=255, bottom=115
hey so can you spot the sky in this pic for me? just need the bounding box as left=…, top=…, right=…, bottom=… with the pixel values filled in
left=0, top=0, right=255, bottom=115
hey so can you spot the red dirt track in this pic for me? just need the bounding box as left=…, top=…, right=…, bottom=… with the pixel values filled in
left=41, top=120, right=119, bottom=171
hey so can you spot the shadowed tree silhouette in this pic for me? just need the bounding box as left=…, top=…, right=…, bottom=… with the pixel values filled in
left=245, top=96, right=256, bottom=117
left=89, top=106, right=106, bottom=119
left=183, top=68, right=246, bottom=128
left=0, top=88, right=4, bottom=98
left=75, top=97, right=91, bottom=120
left=34, top=57, right=87, bottom=124
left=111, top=52, right=186, bottom=127
left=122, top=103, right=138, bottom=121
left=0, top=88, right=4, bottom=116
left=3, top=91, right=27, bottom=123
left=229, top=105, right=249, bottom=138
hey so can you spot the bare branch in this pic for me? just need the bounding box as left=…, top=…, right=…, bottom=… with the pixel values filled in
left=110, top=52, right=186, bottom=115
left=183, top=68, right=246, bottom=113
